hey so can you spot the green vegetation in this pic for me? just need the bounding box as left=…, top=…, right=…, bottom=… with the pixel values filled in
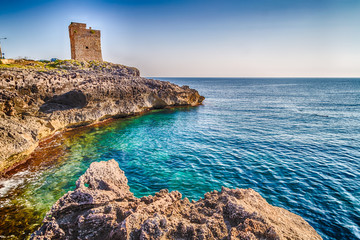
left=0, top=59, right=140, bottom=75
left=0, top=59, right=82, bottom=71
left=0, top=59, right=54, bottom=70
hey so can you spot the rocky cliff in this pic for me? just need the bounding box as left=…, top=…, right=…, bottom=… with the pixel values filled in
left=0, top=60, right=204, bottom=173
left=31, top=160, right=322, bottom=240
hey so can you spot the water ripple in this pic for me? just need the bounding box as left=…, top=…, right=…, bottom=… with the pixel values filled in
left=1, top=78, right=360, bottom=239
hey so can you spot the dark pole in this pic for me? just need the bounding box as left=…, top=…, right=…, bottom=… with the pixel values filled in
left=0, top=38, right=7, bottom=59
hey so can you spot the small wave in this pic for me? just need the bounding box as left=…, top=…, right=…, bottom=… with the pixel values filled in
left=0, top=171, right=31, bottom=197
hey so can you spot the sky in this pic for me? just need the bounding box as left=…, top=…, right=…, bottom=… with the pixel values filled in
left=0, top=0, right=359, bottom=77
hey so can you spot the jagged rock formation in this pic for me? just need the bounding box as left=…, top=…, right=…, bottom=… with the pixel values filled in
left=0, top=60, right=204, bottom=173
left=31, top=160, right=322, bottom=240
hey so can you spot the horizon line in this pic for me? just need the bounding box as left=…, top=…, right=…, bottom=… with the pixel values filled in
left=146, top=76, right=360, bottom=79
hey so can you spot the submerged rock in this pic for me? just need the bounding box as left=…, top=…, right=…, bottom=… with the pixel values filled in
left=0, top=60, right=204, bottom=173
left=31, top=160, right=322, bottom=240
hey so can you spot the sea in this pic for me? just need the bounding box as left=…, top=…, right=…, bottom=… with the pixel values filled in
left=0, top=77, right=359, bottom=239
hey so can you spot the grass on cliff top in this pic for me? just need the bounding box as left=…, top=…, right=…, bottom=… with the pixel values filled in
left=0, top=59, right=71, bottom=71
left=0, top=59, right=87, bottom=70
left=0, top=59, right=138, bottom=73
left=0, top=60, right=47, bottom=69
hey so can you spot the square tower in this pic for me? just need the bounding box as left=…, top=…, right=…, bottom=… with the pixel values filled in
left=69, top=22, right=103, bottom=61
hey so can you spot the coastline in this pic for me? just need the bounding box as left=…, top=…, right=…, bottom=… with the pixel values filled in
left=0, top=59, right=204, bottom=175
left=0, top=74, right=332, bottom=239
left=1, top=104, right=202, bottom=178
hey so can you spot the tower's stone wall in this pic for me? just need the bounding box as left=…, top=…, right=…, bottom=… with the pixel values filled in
left=69, top=22, right=102, bottom=61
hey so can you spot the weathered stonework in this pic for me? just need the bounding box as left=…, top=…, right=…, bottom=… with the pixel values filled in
left=68, top=22, right=102, bottom=61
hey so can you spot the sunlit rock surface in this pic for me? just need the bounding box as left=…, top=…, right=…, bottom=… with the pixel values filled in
left=0, top=60, right=204, bottom=173
left=31, top=160, right=322, bottom=240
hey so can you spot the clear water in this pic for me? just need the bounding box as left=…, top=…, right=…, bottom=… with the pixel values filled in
left=0, top=78, right=359, bottom=239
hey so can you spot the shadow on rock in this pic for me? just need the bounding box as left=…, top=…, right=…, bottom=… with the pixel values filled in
left=40, top=90, right=87, bottom=113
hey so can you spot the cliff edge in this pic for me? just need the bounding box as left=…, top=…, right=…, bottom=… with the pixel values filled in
left=0, top=60, right=204, bottom=173
left=31, top=160, right=322, bottom=240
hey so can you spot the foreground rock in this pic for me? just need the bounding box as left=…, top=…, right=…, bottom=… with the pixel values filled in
left=31, top=160, right=322, bottom=240
left=0, top=60, right=204, bottom=173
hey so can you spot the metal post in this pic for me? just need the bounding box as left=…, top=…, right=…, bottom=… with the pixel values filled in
left=0, top=38, right=7, bottom=59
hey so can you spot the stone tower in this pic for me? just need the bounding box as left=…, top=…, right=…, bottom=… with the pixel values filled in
left=69, top=22, right=102, bottom=61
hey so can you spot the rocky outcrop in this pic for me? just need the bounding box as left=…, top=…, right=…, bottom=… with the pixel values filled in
left=31, top=160, right=322, bottom=240
left=0, top=60, right=204, bottom=173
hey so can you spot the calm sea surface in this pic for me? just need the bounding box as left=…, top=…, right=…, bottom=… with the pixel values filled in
left=0, top=78, right=359, bottom=239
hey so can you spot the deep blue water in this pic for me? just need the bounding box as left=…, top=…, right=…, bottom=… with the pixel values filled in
left=0, top=78, right=359, bottom=239
left=155, top=78, right=360, bottom=240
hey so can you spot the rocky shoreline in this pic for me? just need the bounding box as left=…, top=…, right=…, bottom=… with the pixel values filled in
left=0, top=60, right=204, bottom=174
left=1, top=60, right=323, bottom=240
left=31, top=160, right=322, bottom=240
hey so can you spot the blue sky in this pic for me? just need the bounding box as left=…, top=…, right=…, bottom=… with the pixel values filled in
left=1, top=0, right=359, bottom=77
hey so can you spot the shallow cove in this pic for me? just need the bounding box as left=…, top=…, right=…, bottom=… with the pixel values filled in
left=0, top=77, right=360, bottom=240
left=0, top=107, right=198, bottom=238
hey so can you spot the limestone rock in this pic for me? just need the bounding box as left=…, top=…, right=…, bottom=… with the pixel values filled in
left=31, top=160, right=322, bottom=240
left=0, top=61, right=204, bottom=173
left=40, top=90, right=87, bottom=113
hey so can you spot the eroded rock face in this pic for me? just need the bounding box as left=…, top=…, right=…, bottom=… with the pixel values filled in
left=31, top=160, right=322, bottom=240
left=39, top=90, right=87, bottom=113
left=0, top=61, right=204, bottom=172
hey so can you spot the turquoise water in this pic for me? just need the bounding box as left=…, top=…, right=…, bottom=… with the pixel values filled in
left=0, top=78, right=360, bottom=239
